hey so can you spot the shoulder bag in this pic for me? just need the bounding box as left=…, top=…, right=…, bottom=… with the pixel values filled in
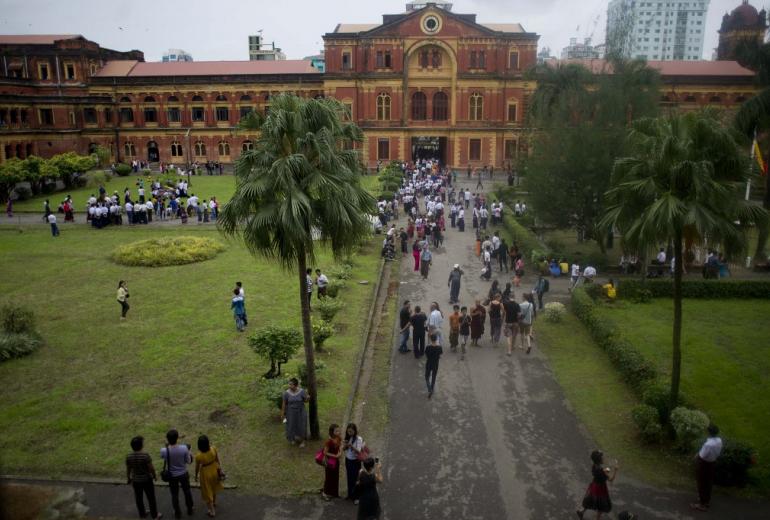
left=160, top=445, right=172, bottom=482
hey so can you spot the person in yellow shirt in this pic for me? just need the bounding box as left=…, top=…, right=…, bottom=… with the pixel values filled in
left=603, top=279, right=617, bottom=300
left=559, top=259, right=569, bottom=275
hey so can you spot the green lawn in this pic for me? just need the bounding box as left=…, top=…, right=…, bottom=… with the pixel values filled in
left=12, top=174, right=238, bottom=213
left=537, top=313, right=692, bottom=490
left=593, top=299, right=770, bottom=490
left=0, top=224, right=380, bottom=495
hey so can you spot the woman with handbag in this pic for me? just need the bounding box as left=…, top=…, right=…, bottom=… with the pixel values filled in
left=321, top=424, right=343, bottom=501
left=343, top=423, right=367, bottom=502
left=194, top=435, right=224, bottom=517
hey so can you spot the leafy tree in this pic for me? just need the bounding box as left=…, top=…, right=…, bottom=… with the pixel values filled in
left=601, top=110, right=767, bottom=409
left=47, top=152, right=95, bottom=188
left=525, top=59, right=660, bottom=248
left=377, top=161, right=403, bottom=199
left=92, top=145, right=111, bottom=168
left=248, top=326, right=302, bottom=378
left=21, top=155, right=58, bottom=195
left=219, top=93, right=376, bottom=439
left=0, top=158, right=24, bottom=202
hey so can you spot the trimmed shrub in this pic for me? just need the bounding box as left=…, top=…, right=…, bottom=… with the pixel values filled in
left=1, top=304, right=36, bottom=334
left=0, top=333, right=43, bottom=361
left=543, top=302, right=566, bottom=323
left=297, top=360, right=327, bottom=388
left=631, top=404, right=664, bottom=444
left=249, top=326, right=302, bottom=379
left=326, top=278, right=346, bottom=298
left=114, top=164, right=132, bottom=177
left=312, top=319, right=334, bottom=351
left=617, top=279, right=770, bottom=300
left=670, top=407, right=710, bottom=452
left=328, top=264, right=353, bottom=280
left=583, top=283, right=603, bottom=301
left=259, top=377, right=289, bottom=409
left=715, top=439, right=757, bottom=487
left=642, top=383, right=679, bottom=424
left=317, top=297, right=343, bottom=322
left=110, top=236, right=225, bottom=267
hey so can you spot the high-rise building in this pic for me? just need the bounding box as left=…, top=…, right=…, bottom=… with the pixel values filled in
left=561, top=38, right=604, bottom=60
left=606, top=0, right=711, bottom=61
left=248, top=34, right=286, bottom=61
left=161, top=48, right=193, bottom=62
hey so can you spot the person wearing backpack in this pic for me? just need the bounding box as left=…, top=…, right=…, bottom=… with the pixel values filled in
left=534, top=275, right=549, bottom=310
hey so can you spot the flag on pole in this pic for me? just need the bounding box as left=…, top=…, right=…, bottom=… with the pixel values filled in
left=753, top=138, right=767, bottom=176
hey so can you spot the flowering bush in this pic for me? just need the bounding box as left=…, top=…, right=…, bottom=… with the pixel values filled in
left=111, top=236, right=225, bottom=267
left=543, top=302, right=566, bottom=323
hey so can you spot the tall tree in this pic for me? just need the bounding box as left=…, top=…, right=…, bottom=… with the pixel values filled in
left=602, top=110, right=767, bottom=409
left=218, top=94, right=376, bottom=439
left=525, top=59, right=659, bottom=246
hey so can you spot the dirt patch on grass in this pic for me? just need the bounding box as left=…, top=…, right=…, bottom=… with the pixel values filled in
left=209, top=404, right=242, bottom=427
left=0, top=482, right=58, bottom=520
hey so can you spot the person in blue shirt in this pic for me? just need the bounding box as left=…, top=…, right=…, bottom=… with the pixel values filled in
left=231, top=289, right=246, bottom=332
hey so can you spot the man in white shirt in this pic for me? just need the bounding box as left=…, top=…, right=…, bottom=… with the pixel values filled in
left=47, top=213, right=59, bottom=236
left=427, top=302, right=444, bottom=344
left=235, top=281, right=247, bottom=325
left=464, top=189, right=471, bottom=209
left=315, top=269, right=329, bottom=299
left=125, top=201, right=134, bottom=225
left=457, top=207, right=465, bottom=232
left=691, top=425, right=723, bottom=512
left=570, top=262, right=581, bottom=290
left=583, top=265, right=597, bottom=281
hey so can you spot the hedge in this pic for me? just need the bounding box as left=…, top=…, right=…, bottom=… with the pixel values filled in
left=495, top=188, right=546, bottom=262
left=617, top=279, right=770, bottom=300
left=571, top=288, right=657, bottom=392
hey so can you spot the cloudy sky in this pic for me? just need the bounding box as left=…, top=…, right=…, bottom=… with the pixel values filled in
left=0, top=0, right=758, bottom=61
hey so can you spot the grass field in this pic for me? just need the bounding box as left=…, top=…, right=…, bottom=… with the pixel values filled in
left=592, top=299, right=770, bottom=491
left=0, top=224, right=381, bottom=495
left=536, top=313, right=692, bottom=490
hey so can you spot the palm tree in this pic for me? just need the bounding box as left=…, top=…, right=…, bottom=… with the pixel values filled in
left=219, top=94, right=376, bottom=439
left=602, top=110, right=767, bottom=409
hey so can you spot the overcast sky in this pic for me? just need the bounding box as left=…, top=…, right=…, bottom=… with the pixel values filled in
left=0, top=0, right=759, bottom=61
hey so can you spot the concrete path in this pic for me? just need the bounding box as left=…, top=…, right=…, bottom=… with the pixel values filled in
left=379, top=178, right=770, bottom=520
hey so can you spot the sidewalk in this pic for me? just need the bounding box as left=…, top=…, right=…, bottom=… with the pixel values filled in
left=378, top=177, right=770, bottom=520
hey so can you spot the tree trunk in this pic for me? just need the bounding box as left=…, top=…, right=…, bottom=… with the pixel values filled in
left=298, top=253, right=320, bottom=440
left=670, top=228, right=684, bottom=410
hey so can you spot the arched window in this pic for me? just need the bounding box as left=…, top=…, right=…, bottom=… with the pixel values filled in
left=412, top=91, right=427, bottom=120
left=736, top=95, right=747, bottom=103
left=218, top=141, right=230, bottom=156
left=242, top=140, right=254, bottom=152
left=124, top=142, right=136, bottom=156
left=376, top=93, right=391, bottom=121
left=709, top=95, right=722, bottom=103
left=144, top=96, right=155, bottom=103
left=171, top=141, right=183, bottom=157
left=469, top=93, right=483, bottom=121
left=120, top=107, right=134, bottom=123
left=240, top=94, right=252, bottom=101
left=433, top=91, right=448, bottom=121
left=192, top=95, right=204, bottom=102
left=685, top=95, right=696, bottom=102
left=119, top=96, right=131, bottom=102
left=215, top=94, right=228, bottom=101
left=195, top=141, right=206, bottom=156
left=168, top=95, right=179, bottom=102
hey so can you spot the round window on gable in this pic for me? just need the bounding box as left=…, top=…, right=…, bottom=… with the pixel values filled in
left=422, top=14, right=442, bottom=34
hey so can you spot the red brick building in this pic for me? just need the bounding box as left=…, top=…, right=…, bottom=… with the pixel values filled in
left=0, top=2, right=762, bottom=168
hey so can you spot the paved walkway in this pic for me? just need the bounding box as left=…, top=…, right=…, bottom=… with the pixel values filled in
left=379, top=178, right=770, bottom=520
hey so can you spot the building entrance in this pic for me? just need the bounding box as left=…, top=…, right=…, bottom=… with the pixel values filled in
left=411, top=136, right=447, bottom=165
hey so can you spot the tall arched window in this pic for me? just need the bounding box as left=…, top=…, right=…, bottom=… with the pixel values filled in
left=124, top=142, right=136, bottom=156
left=218, top=141, right=230, bottom=156
left=433, top=91, right=448, bottom=121
left=242, top=140, right=254, bottom=152
left=144, top=96, right=155, bottom=103
left=469, top=93, right=483, bottom=121
left=376, top=93, right=391, bottom=121
left=215, top=94, right=228, bottom=101
left=195, top=141, right=206, bottom=156
left=412, top=91, right=427, bottom=120
left=171, top=141, right=183, bottom=157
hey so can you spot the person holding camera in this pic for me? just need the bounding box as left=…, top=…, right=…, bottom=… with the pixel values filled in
left=356, top=457, right=383, bottom=520
left=161, top=429, right=194, bottom=518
